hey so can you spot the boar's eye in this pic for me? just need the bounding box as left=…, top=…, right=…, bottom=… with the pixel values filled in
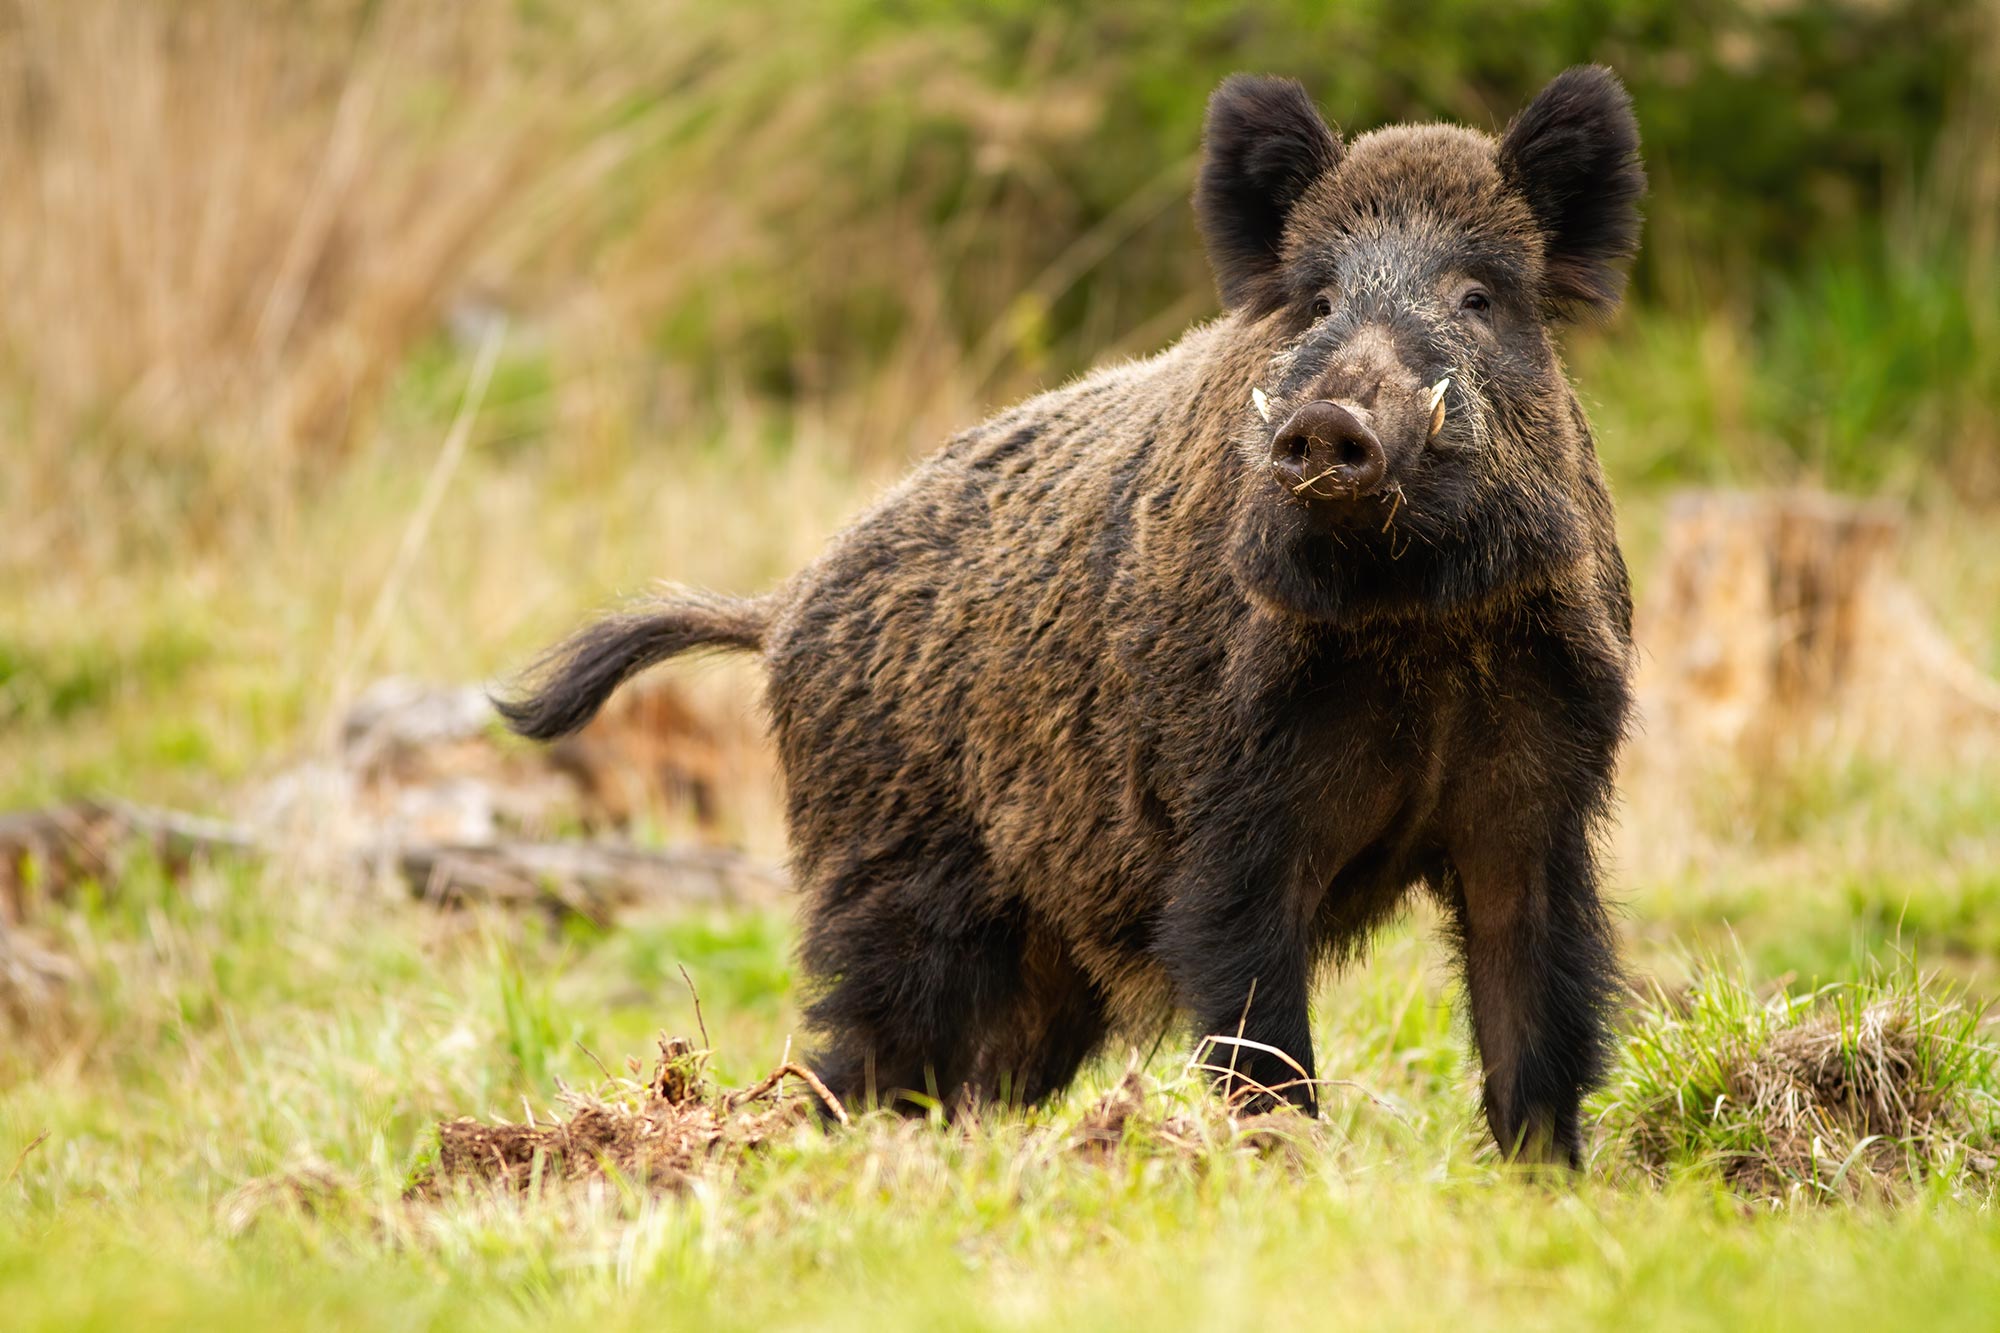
left=1458, top=288, right=1492, bottom=316
left=1311, top=295, right=1333, bottom=319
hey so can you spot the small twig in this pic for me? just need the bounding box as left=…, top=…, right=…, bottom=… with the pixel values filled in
left=1196, top=1029, right=1308, bottom=1084
left=1186, top=1061, right=1293, bottom=1114
left=6, top=1130, right=49, bottom=1187
left=1184, top=1063, right=1410, bottom=1122
left=729, top=1063, right=850, bottom=1127
left=1141, top=1024, right=1171, bottom=1071
left=1291, top=466, right=1343, bottom=497
left=677, top=964, right=710, bottom=1051
left=1379, top=483, right=1406, bottom=533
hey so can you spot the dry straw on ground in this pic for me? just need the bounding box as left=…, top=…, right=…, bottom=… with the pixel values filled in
left=1722, top=1001, right=1994, bottom=1198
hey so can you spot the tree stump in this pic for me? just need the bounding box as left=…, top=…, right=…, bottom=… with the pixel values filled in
left=1633, top=489, right=2000, bottom=773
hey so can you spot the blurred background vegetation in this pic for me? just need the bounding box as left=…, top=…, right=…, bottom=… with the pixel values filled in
left=1, top=0, right=1996, bottom=800
left=8, top=14, right=2000, bottom=1315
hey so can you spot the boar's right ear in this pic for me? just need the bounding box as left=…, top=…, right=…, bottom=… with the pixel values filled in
left=1195, top=75, right=1342, bottom=314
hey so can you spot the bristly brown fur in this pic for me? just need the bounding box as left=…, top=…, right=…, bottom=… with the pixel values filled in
left=504, top=67, right=1646, bottom=1167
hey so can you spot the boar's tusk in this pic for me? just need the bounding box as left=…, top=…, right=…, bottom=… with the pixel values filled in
left=1252, top=387, right=1272, bottom=423
left=1425, top=377, right=1450, bottom=442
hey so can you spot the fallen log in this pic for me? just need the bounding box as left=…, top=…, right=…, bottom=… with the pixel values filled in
left=0, top=798, right=785, bottom=929
left=387, top=838, right=782, bottom=918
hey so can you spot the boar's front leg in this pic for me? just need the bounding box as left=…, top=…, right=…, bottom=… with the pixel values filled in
left=1157, top=832, right=1320, bottom=1116
left=1446, top=808, right=1621, bottom=1167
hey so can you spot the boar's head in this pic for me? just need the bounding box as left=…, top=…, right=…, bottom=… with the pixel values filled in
left=1209, top=67, right=1644, bottom=626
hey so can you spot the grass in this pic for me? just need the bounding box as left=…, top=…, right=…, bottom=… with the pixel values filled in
left=5, top=1, right=2000, bottom=1326
left=7, top=854, right=2000, bottom=1330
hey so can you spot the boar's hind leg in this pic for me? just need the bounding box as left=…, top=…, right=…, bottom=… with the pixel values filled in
left=799, top=863, right=1084, bottom=1115
left=1444, top=812, right=1620, bottom=1168
left=962, top=935, right=1109, bottom=1109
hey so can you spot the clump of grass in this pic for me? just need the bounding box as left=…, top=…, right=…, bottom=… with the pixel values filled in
left=1596, top=964, right=2000, bottom=1202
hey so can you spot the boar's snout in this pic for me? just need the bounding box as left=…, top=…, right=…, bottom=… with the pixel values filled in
left=1270, top=400, right=1387, bottom=499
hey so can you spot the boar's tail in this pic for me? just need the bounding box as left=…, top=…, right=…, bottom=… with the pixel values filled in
left=493, top=589, right=768, bottom=741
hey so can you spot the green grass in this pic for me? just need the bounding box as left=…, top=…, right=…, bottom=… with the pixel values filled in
left=1599, top=963, right=1999, bottom=1198
left=7, top=838, right=2000, bottom=1330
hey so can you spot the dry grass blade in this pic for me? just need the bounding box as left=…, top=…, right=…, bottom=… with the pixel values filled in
left=1191, top=1033, right=1311, bottom=1083
left=1291, top=465, right=1344, bottom=497
left=1379, top=482, right=1406, bottom=532
left=6, top=1130, right=50, bottom=1187
left=324, top=320, right=506, bottom=747
left=678, top=964, right=711, bottom=1050
left=216, top=1160, right=352, bottom=1236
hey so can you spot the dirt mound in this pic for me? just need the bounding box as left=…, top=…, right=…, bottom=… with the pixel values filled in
left=413, top=1038, right=847, bottom=1195
left=1723, top=1001, right=1987, bottom=1197
left=1604, top=981, right=1999, bottom=1202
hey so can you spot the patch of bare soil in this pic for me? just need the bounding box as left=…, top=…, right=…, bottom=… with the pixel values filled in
left=411, top=1038, right=847, bottom=1196
left=416, top=1044, right=1326, bottom=1198
left=1065, top=1064, right=1325, bottom=1166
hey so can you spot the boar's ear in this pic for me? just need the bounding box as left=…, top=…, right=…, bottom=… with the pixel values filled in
left=1499, top=66, right=1646, bottom=321
left=1195, top=75, right=1342, bottom=314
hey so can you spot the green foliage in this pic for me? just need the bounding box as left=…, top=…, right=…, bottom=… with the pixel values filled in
left=8, top=867, right=2000, bottom=1330
left=0, top=627, right=207, bottom=728
left=578, top=0, right=1994, bottom=491
left=492, top=934, right=574, bottom=1089
left=1756, top=231, right=2000, bottom=487
left=610, top=912, right=793, bottom=1016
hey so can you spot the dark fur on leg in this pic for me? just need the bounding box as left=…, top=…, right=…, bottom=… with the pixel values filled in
left=1444, top=818, right=1623, bottom=1168
left=1159, top=832, right=1320, bottom=1116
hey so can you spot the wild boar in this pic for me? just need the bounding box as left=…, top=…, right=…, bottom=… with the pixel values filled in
left=501, top=66, right=1644, bottom=1164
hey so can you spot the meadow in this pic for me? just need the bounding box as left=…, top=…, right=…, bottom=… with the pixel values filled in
left=4, top=2, right=2000, bottom=1327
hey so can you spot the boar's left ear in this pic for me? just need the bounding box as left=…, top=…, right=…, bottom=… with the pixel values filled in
left=1499, top=66, right=1646, bottom=321
left=1196, top=75, right=1342, bottom=314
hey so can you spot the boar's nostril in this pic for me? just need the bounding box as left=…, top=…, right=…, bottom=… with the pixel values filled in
left=1271, top=400, right=1387, bottom=498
